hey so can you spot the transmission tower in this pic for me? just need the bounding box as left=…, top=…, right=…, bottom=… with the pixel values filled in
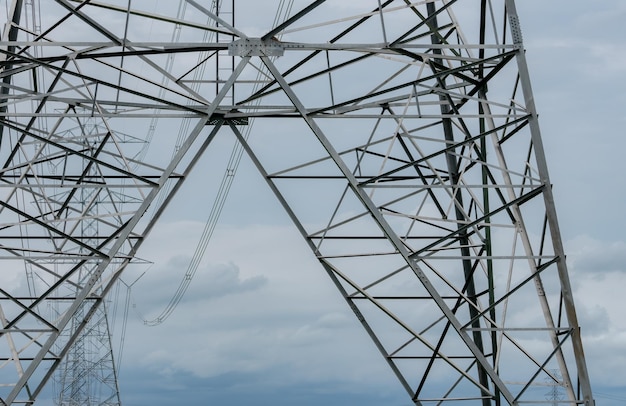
left=0, top=1, right=595, bottom=405
left=546, top=370, right=565, bottom=406
left=50, top=117, right=127, bottom=406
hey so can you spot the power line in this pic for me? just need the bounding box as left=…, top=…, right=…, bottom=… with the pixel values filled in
left=136, top=0, right=295, bottom=327
left=595, top=391, right=626, bottom=402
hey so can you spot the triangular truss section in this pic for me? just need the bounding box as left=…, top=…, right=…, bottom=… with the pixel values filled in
left=0, top=1, right=594, bottom=405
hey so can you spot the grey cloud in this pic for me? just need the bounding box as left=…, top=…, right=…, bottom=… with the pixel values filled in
left=201, top=262, right=268, bottom=299
left=131, top=256, right=268, bottom=313
left=567, top=236, right=626, bottom=277
left=576, top=303, right=611, bottom=337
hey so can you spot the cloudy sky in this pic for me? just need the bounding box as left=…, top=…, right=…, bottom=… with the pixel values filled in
left=521, top=1, right=626, bottom=403
left=32, top=0, right=626, bottom=404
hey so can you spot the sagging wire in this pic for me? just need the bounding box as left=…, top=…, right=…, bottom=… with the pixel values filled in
left=132, top=0, right=295, bottom=326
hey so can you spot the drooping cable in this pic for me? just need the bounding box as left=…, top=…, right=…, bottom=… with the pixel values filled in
left=138, top=0, right=295, bottom=326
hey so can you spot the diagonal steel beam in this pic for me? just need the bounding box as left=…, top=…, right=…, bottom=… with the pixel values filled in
left=260, top=54, right=516, bottom=404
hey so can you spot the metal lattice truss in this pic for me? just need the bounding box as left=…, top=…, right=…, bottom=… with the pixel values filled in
left=0, top=0, right=594, bottom=405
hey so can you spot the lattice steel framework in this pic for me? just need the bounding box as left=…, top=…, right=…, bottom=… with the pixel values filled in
left=50, top=118, right=124, bottom=406
left=0, top=1, right=594, bottom=405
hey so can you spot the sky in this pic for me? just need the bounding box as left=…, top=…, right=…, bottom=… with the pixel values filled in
left=127, top=1, right=626, bottom=405
left=520, top=2, right=626, bottom=403
left=20, top=0, right=626, bottom=404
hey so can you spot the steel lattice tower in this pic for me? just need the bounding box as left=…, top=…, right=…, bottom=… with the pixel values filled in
left=0, top=1, right=594, bottom=405
left=51, top=118, right=123, bottom=406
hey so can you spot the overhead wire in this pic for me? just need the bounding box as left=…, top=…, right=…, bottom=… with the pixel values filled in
left=148, top=0, right=233, bottom=214
left=594, top=391, right=626, bottom=401
left=134, top=0, right=189, bottom=165
left=134, top=0, right=296, bottom=326
left=115, top=273, right=143, bottom=376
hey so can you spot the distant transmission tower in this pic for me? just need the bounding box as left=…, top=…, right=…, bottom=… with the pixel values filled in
left=50, top=118, right=125, bottom=406
left=0, top=1, right=595, bottom=405
left=546, top=370, right=565, bottom=406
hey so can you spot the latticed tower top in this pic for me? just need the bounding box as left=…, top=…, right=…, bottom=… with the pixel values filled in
left=0, top=1, right=593, bottom=405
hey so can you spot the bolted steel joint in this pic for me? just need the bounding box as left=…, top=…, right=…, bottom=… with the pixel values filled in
left=228, top=38, right=285, bottom=56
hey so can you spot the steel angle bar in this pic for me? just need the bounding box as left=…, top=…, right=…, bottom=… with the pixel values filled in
left=364, top=183, right=537, bottom=189
left=262, top=0, right=327, bottom=40
left=357, top=115, right=531, bottom=186
left=503, top=2, right=593, bottom=403
left=0, top=329, right=53, bottom=334
left=261, top=54, right=516, bottom=403
left=0, top=122, right=160, bottom=187
left=0, top=1, right=595, bottom=404
left=3, top=254, right=118, bottom=338
left=184, top=0, right=247, bottom=39
left=409, top=185, right=544, bottom=259
left=513, top=331, right=574, bottom=402
left=240, top=0, right=397, bottom=105
left=65, top=0, right=235, bottom=36
left=1, top=59, right=71, bottom=169
left=0, top=42, right=210, bottom=114
left=460, top=256, right=559, bottom=331
left=11, top=46, right=233, bottom=63
left=0, top=200, right=109, bottom=258
left=357, top=263, right=412, bottom=294
left=0, top=0, right=23, bottom=148
left=391, top=0, right=460, bottom=47
left=226, top=120, right=418, bottom=403
left=53, top=132, right=115, bottom=216
left=3, top=54, right=251, bottom=405
left=479, top=80, right=577, bottom=406
left=0, top=288, right=57, bottom=331
left=26, top=262, right=123, bottom=403
left=321, top=258, right=494, bottom=398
